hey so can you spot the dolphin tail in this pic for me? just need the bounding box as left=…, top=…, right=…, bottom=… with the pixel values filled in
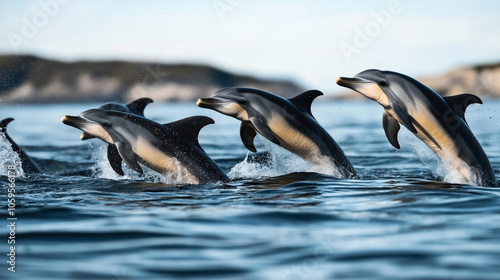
left=0, top=118, right=14, bottom=133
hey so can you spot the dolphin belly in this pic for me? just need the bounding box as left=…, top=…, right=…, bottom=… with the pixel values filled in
left=267, top=113, right=322, bottom=160
left=133, top=137, right=199, bottom=184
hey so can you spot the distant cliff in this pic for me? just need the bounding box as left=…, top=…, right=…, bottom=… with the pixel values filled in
left=0, top=55, right=303, bottom=104
left=419, top=63, right=500, bottom=98
left=335, top=63, right=500, bottom=100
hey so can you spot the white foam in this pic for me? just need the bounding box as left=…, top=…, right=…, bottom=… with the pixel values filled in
left=228, top=136, right=342, bottom=180
left=90, top=142, right=169, bottom=184
left=400, top=130, right=478, bottom=185
left=0, top=133, right=24, bottom=177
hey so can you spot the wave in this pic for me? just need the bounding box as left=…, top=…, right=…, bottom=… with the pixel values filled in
left=0, top=133, right=24, bottom=177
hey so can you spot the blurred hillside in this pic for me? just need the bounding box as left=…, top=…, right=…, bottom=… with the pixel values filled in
left=0, top=55, right=303, bottom=104
left=336, top=63, right=500, bottom=100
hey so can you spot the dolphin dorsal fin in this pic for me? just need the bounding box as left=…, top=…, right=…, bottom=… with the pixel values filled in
left=382, top=110, right=401, bottom=149
left=165, top=116, right=215, bottom=149
left=0, top=118, right=14, bottom=133
left=443, top=94, right=482, bottom=123
left=126, top=98, right=154, bottom=116
left=288, top=90, right=323, bottom=117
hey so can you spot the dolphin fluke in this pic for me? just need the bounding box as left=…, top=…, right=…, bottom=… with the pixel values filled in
left=0, top=118, right=41, bottom=173
left=0, top=118, right=14, bottom=132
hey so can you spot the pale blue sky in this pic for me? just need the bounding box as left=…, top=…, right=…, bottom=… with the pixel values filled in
left=1, top=0, right=499, bottom=93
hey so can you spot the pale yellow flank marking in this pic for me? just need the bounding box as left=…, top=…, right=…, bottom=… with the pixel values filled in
left=266, top=113, right=321, bottom=162
left=134, top=137, right=199, bottom=184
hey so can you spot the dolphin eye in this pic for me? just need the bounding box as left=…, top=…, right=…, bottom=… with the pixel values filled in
left=238, top=99, right=247, bottom=105
left=379, top=81, right=388, bottom=87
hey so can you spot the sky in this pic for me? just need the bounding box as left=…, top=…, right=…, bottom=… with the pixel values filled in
left=1, top=0, right=500, bottom=94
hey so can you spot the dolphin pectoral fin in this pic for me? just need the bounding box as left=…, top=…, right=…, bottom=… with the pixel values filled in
left=443, top=94, right=482, bottom=123
left=165, top=116, right=215, bottom=150
left=392, top=104, right=417, bottom=133
left=250, top=117, right=280, bottom=145
left=126, top=97, right=154, bottom=116
left=107, top=144, right=124, bottom=175
left=240, top=122, right=257, bottom=152
left=383, top=110, right=401, bottom=149
left=115, top=142, right=143, bottom=173
left=288, top=90, right=323, bottom=118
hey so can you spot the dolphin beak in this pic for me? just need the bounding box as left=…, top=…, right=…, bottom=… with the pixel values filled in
left=196, top=97, right=227, bottom=109
left=61, top=115, right=89, bottom=129
left=336, top=77, right=372, bottom=89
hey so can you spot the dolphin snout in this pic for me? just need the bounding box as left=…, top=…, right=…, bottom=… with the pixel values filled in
left=336, top=77, right=371, bottom=88
left=196, top=97, right=228, bottom=108
left=61, top=115, right=88, bottom=128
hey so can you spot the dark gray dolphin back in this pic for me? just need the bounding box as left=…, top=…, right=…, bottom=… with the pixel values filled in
left=99, top=97, right=154, bottom=115
left=0, top=118, right=41, bottom=173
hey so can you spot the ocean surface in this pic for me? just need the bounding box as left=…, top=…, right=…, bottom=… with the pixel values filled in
left=1, top=100, right=499, bottom=280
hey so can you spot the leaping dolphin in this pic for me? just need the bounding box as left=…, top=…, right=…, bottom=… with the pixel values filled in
left=62, top=98, right=153, bottom=175
left=337, top=69, right=498, bottom=187
left=66, top=109, right=230, bottom=184
left=197, top=87, right=357, bottom=178
left=0, top=118, right=41, bottom=173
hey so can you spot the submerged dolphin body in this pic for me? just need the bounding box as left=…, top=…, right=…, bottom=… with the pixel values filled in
left=0, top=118, right=41, bottom=173
left=74, top=109, right=230, bottom=184
left=62, top=98, right=153, bottom=175
left=337, top=69, right=498, bottom=187
left=197, top=87, right=356, bottom=178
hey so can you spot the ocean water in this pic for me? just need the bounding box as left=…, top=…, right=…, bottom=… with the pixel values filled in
left=0, top=100, right=499, bottom=280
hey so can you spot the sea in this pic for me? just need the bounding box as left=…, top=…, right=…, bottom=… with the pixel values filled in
left=0, top=100, right=499, bottom=280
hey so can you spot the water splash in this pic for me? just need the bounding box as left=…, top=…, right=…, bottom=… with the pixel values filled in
left=0, top=133, right=24, bottom=177
left=90, top=143, right=165, bottom=184
left=400, top=130, right=476, bottom=185
left=228, top=136, right=339, bottom=179
left=90, top=142, right=202, bottom=185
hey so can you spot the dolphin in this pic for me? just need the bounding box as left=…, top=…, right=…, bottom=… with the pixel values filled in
left=0, top=118, right=41, bottom=173
left=337, top=69, right=498, bottom=187
left=196, top=87, right=357, bottom=178
left=70, top=109, right=230, bottom=184
left=62, top=98, right=153, bottom=175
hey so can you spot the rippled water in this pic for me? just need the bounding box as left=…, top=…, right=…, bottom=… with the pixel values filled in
left=1, top=101, right=499, bottom=280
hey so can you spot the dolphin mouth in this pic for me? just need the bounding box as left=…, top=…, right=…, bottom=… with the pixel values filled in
left=196, top=97, right=229, bottom=109
left=61, top=115, right=92, bottom=129
left=336, top=77, right=373, bottom=88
